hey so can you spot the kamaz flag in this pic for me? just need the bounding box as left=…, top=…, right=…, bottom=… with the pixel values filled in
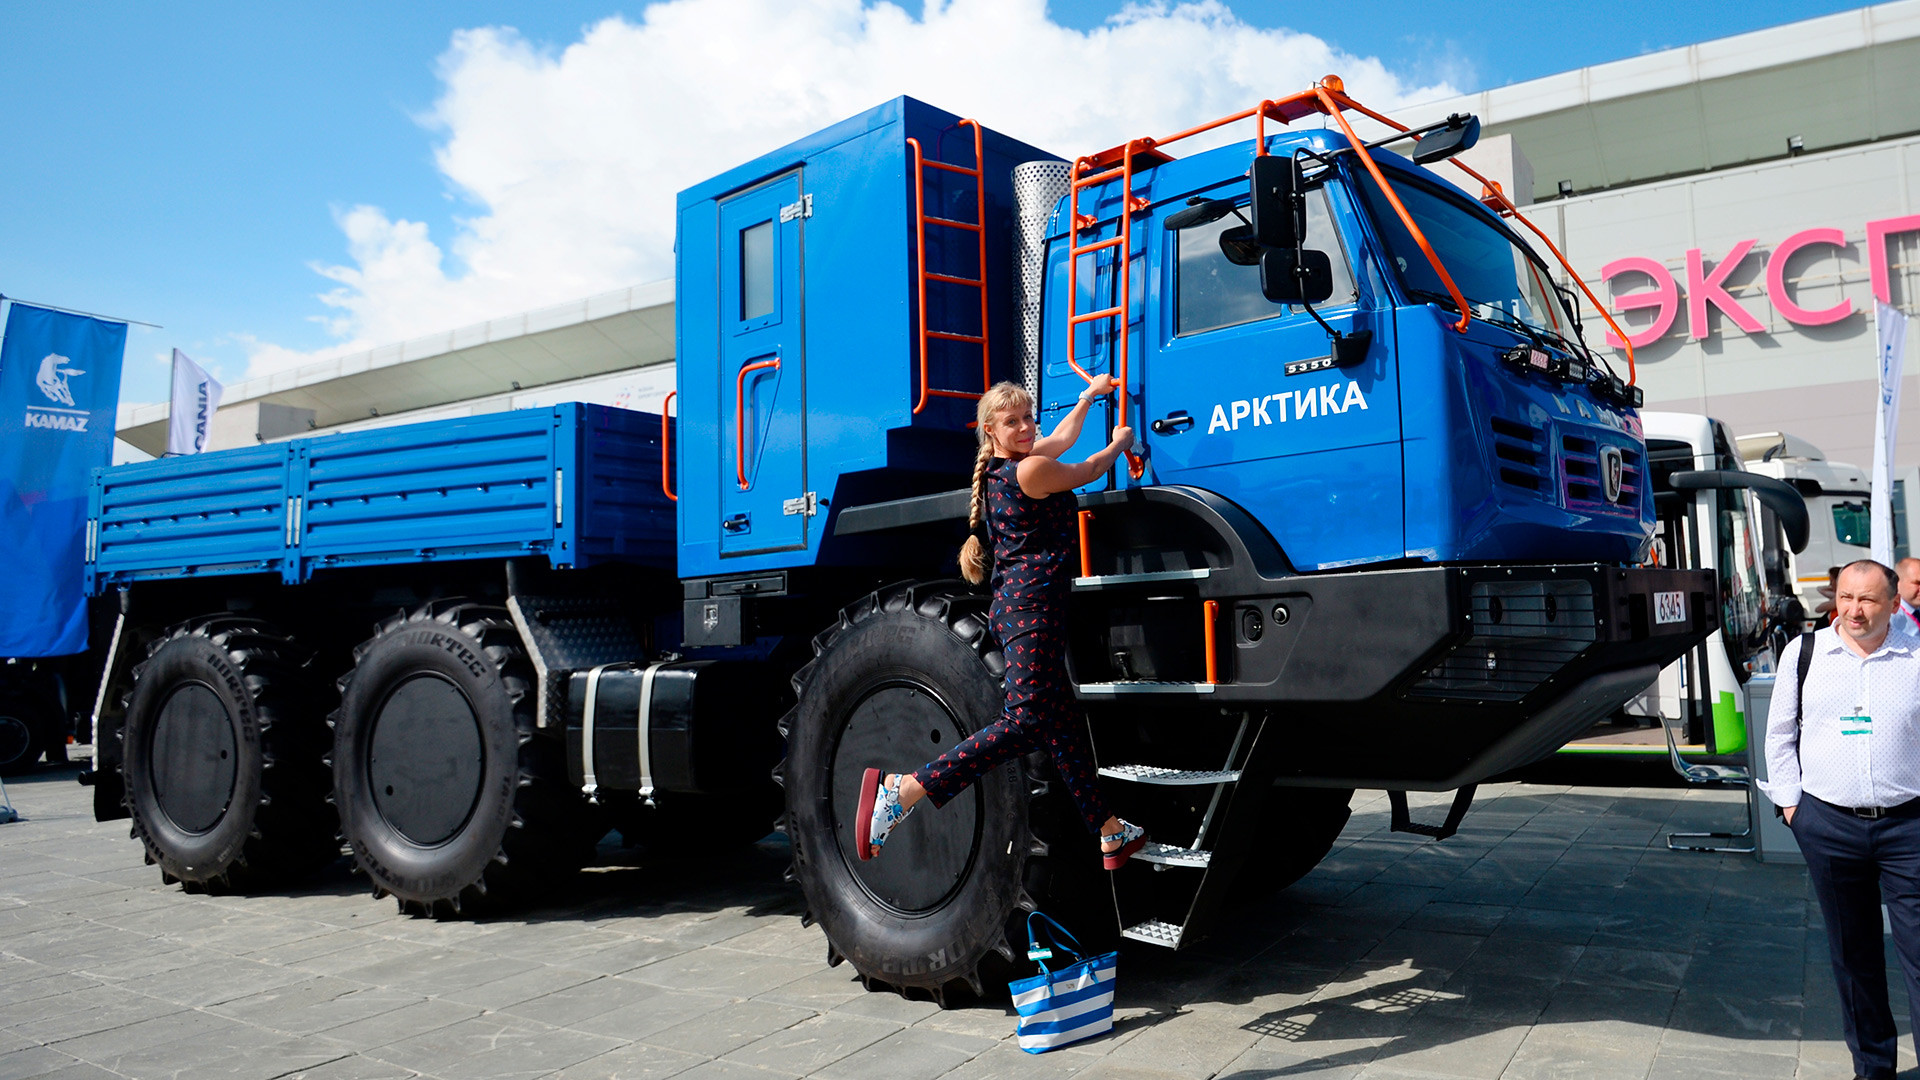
left=0, top=300, right=127, bottom=656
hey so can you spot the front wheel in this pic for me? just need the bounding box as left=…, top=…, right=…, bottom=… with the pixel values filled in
left=778, top=581, right=1102, bottom=1004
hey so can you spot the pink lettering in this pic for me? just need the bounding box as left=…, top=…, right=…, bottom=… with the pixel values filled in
left=1601, top=257, right=1677, bottom=349
left=1766, top=228, right=1853, bottom=326
left=1687, top=241, right=1764, bottom=339
left=1867, top=214, right=1920, bottom=305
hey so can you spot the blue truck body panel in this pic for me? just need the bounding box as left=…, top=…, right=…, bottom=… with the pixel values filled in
left=88, top=404, right=672, bottom=592
left=1034, top=130, right=1652, bottom=572
left=673, top=97, right=1059, bottom=580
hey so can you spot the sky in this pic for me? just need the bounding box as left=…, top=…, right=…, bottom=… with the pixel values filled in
left=0, top=0, right=1870, bottom=407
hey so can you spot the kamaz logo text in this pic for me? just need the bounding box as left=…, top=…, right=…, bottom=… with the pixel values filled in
left=1208, top=382, right=1369, bottom=434
left=24, top=411, right=89, bottom=432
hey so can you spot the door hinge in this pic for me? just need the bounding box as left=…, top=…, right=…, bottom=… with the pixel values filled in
left=780, top=194, right=813, bottom=223
left=783, top=492, right=819, bottom=517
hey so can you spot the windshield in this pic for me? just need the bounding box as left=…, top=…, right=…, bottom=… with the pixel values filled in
left=1353, top=167, right=1571, bottom=340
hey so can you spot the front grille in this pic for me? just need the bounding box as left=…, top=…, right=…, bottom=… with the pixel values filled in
left=1561, top=435, right=1641, bottom=513
left=1491, top=416, right=1547, bottom=493
left=1405, top=579, right=1598, bottom=703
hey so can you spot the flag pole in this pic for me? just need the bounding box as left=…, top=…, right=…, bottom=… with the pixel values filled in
left=0, top=293, right=162, bottom=329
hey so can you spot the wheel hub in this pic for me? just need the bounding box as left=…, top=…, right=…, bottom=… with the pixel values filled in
left=832, top=682, right=980, bottom=914
left=368, top=674, right=484, bottom=847
left=149, top=682, right=238, bottom=834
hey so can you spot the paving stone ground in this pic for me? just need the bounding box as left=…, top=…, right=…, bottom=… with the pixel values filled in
left=0, top=752, right=1907, bottom=1080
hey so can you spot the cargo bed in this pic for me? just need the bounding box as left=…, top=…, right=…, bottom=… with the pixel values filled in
left=88, top=404, right=673, bottom=591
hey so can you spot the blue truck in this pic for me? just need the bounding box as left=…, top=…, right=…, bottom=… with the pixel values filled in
left=84, top=79, right=1715, bottom=1001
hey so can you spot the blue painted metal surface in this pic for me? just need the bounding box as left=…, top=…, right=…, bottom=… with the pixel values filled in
left=88, top=404, right=672, bottom=592
left=673, top=97, right=1059, bottom=580
left=1033, top=130, right=1653, bottom=572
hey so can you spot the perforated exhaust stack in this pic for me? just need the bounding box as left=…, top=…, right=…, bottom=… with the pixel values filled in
left=1012, top=161, right=1072, bottom=400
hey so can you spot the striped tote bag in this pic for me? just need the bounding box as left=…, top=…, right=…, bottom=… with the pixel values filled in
left=1009, top=912, right=1117, bottom=1053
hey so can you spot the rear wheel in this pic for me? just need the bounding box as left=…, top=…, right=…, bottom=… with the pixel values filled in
left=1229, top=786, right=1354, bottom=900
left=778, top=581, right=1102, bottom=1004
left=0, top=684, right=52, bottom=776
left=120, top=618, right=338, bottom=889
left=332, top=600, right=592, bottom=915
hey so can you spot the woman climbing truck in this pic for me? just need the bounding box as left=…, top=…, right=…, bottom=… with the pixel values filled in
left=855, top=377, right=1146, bottom=869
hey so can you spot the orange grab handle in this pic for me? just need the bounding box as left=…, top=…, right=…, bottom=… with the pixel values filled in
left=661, top=390, right=678, bottom=502
left=735, top=358, right=781, bottom=490
left=1203, top=600, right=1220, bottom=685
left=1077, top=510, right=1093, bottom=579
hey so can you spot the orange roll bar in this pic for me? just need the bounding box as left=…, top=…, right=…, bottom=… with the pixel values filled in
left=735, top=358, right=780, bottom=490
left=1203, top=600, right=1219, bottom=685
left=660, top=390, right=677, bottom=502
left=1060, top=73, right=1638, bottom=395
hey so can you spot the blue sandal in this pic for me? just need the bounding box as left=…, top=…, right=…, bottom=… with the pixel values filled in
left=856, top=768, right=915, bottom=861
left=1101, top=819, right=1147, bottom=870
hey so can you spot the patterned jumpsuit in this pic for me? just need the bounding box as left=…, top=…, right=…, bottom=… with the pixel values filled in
left=912, top=456, right=1114, bottom=834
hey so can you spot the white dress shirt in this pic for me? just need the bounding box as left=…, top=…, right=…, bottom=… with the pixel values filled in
left=1761, top=617, right=1920, bottom=810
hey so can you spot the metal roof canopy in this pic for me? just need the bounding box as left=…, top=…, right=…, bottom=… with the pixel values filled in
left=116, top=280, right=674, bottom=456
left=1395, top=1, right=1920, bottom=202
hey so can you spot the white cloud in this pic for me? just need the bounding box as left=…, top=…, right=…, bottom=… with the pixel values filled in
left=244, top=0, right=1459, bottom=378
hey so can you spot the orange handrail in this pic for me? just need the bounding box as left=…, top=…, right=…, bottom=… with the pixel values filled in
left=909, top=120, right=993, bottom=414
left=735, top=358, right=780, bottom=490
left=661, top=390, right=677, bottom=502
left=1203, top=600, right=1219, bottom=685
left=1077, top=510, right=1093, bottom=578
left=1065, top=137, right=1152, bottom=479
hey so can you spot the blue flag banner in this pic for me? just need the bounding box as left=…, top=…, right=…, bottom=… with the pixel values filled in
left=0, top=301, right=127, bottom=656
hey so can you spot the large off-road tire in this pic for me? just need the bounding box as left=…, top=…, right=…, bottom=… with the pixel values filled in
left=120, top=618, right=339, bottom=889
left=778, top=581, right=1102, bottom=1004
left=331, top=600, right=593, bottom=916
left=0, top=680, right=55, bottom=776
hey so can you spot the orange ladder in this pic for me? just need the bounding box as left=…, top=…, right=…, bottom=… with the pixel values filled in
left=909, top=120, right=991, bottom=415
left=1065, top=139, right=1167, bottom=477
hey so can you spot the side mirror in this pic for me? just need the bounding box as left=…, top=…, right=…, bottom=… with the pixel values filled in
left=1164, top=197, right=1235, bottom=231
left=1411, top=114, right=1480, bottom=165
left=1216, top=224, right=1261, bottom=266
left=1248, top=154, right=1306, bottom=249
left=1260, top=248, right=1334, bottom=306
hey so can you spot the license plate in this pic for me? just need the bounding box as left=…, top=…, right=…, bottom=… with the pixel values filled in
left=1653, top=591, right=1687, bottom=625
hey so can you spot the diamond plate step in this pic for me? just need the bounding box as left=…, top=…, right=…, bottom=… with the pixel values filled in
left=1098, top=764, right=1240, bottom=785
left=1135, top=842, right=1211, bottom=868
left=1078, top=681, right=1216, bottom=695
left=1073, top=568, right=1213, bottom=590
left=1121, top=920, right=1186, bottom=948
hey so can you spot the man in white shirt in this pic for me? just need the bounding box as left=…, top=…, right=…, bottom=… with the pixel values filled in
left=1762, top=559, right=1920, bottom=1080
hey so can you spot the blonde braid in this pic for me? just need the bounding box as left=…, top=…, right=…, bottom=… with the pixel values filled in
left=958, top=437, right=993, bottom=584
left=957, top=381, right=1030, bottom=587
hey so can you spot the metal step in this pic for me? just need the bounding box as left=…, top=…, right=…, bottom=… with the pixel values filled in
left=1098, top=764, right=1240, bottom=785
left=1073, top=568, right=1212, bottom=590
left=1135, top=842, right=1211, bottom=868
left=1121, top=920, right=1186, bottom=948
left=1078, top=681, right=1216, bottom=695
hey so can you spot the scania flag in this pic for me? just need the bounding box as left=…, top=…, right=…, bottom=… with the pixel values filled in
left=0, top=300, right=127, bottom=656
left=166, top=348, right=222, bottom=455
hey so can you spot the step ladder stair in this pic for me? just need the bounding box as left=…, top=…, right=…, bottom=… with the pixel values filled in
left=1098, top=764, right=1240, bottom=785
left=1121, top=920, right=1186, bottom=948
left=1073, top=568, right=1212, bottom=590
left=1104, top=717, right=1258, bottom=949
left=1079, top=681, right=1215, bottom=695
